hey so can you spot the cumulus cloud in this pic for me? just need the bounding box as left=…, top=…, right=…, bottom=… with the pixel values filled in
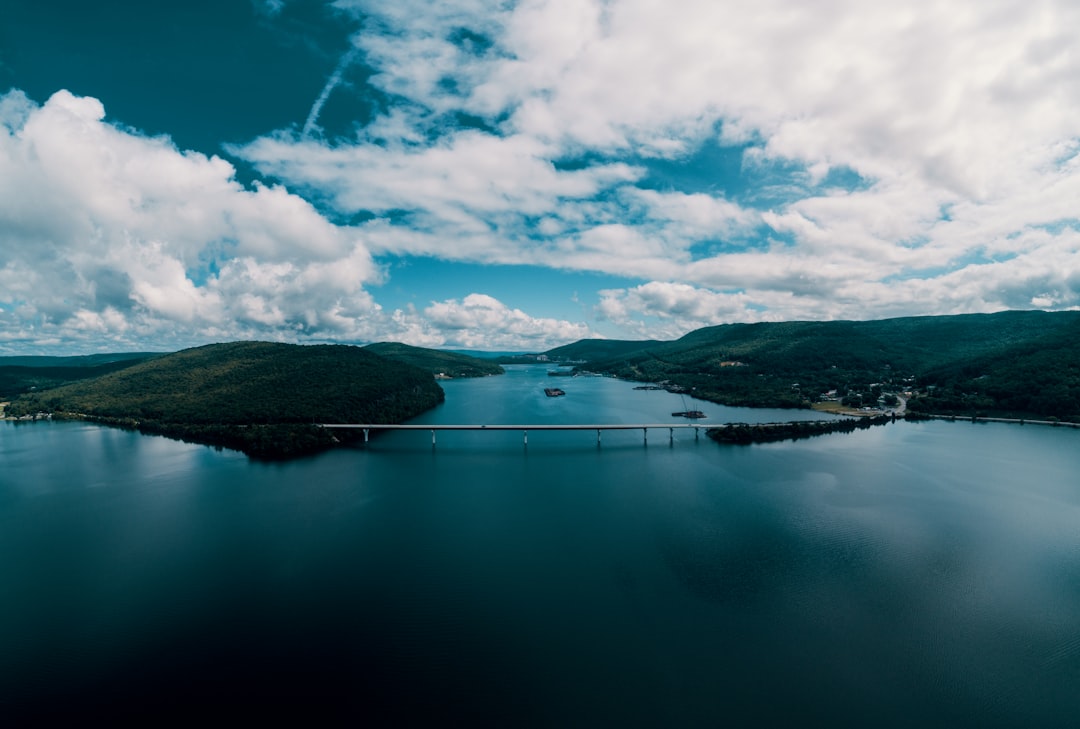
left=0, top=89, right=593, bottom=353
left=596, top=282, right=770, bottom=339
left=413, top=293, right=592, bottom=349
left=231, top=0, right=1080, bottom=340
left=0, top=90, right=385, bottom=352
left=10, top=1, right=1080, bottom=351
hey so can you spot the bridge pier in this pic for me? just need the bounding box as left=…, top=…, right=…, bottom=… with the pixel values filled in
left=320, top=423, right=710, bottom=448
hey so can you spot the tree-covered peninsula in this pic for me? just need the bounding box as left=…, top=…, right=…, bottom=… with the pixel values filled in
left=6, top=342, right=445, bottom=458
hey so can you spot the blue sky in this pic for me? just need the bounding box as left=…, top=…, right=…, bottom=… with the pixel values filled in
left=2, top=0, right=1079, bottom=354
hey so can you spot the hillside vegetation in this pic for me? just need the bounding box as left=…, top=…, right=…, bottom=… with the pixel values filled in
left=561, top=311, right=1080, bottom=421
left=913, top=316, right=1080, bottom=418
left=542, top=338, right=666, bottom=362
left=7, top=342, right=444, bottom=457
left=363, top=342, right=504, bottom=377
left=0, top=353, right=159, bottom=397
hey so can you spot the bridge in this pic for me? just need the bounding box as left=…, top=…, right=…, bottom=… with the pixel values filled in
left=319, top=423, right=708, bottom=446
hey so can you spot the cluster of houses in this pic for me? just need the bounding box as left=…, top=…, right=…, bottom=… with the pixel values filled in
left=3, top=410, right=52, bottom=421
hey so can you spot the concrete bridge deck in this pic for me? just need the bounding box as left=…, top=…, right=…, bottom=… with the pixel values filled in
left=319, top=422, right=708, bottom=445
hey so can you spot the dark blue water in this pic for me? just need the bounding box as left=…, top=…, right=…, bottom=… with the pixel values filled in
left=2, top=366, right=1079, bottom=725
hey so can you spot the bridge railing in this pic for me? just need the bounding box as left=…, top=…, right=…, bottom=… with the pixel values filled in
left=318, top=422, right=708, bottom=446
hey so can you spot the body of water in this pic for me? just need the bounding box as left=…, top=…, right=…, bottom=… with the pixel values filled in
left=2, top=366, right=1079, bottom=725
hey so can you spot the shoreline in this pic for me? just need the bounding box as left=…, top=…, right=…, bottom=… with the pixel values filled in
left=7, top=404, right=1078, bottom=457
left=811, top=401, right=888, bottom=417
left=907, top=413, right=1080, bottom=428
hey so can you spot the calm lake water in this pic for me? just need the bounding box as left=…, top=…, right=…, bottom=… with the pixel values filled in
left=2, top=366, right=1079, bottom=725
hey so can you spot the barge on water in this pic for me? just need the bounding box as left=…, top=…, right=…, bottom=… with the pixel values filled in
left=672, top=410, right=706, bottom=418
left=544, top=388, right=566, bottom=397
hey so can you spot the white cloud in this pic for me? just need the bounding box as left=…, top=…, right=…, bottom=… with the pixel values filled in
left=627, top=190, right=759, bottom=240
left=0, top=90, right=598, bottom=353
left=597, top=282, right=771, bottom=339
left=240, top=130, right=641, bottom=222
left=599, top=227, right=1080, bottom=339
left=0, top=90, right=381, bottom=351
left=229, top=0, right=1080, bottom=333
left=334, top=0, right=511, bottom=114
left=416, top=293, right=593, bottom=349
left=11, top=1, right=1080, bottom=351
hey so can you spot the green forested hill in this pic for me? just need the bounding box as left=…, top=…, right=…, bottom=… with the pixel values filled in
left=564, top=311, right=1080, bottom=420
left=363, top=342, right=504, bottom=377
left=913, top=314, right=1080, bottom=418
left=542, top=338, right=666, bottom=362
left=0, top=353, right=160, bottom=397
left=0, top=352, right=160, bottom=367
left=7, top=342, right=444, bottom=457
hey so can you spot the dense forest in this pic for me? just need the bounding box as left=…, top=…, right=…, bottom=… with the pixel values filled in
left=0, top=353, right=158, bottom=397
left=6, top=342, right=445, bottom=458
left=363, top=342, right=504, bottom=377
left=541, top=338, right=666, bottom=362
left=551, top=311, right=1080, bottom=422
left=911, top=316, right=1080, bottom=419
left=708, top=414, right=895, bottom=445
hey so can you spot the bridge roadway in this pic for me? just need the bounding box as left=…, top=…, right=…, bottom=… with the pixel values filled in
left=319, top=423, right=707, bottom=445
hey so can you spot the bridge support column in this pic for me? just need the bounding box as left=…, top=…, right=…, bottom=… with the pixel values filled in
left=643, top=428, right=647, bottom=445
left=597, top=429, right=601, bottom=446
left=669, top=427, right=674, bottom=444
left=431, top=429, right=436, bottom=447
left=695, top=426, right=699, bottom=440
left=523, top=430, right=528, bottom=446
left=363, top=428, right=369, bottom=443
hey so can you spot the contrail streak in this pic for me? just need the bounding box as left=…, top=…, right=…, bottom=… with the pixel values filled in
left=302, top=47, right=359, bottom=139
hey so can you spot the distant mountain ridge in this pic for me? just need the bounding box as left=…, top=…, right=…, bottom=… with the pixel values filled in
left=363, top=342, right=504, bottom=377
left=0, top=352, right=161, bottom=367
left=0, top=353, right=161, bottom=398
left=542, top=338, right=666, bottom=362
